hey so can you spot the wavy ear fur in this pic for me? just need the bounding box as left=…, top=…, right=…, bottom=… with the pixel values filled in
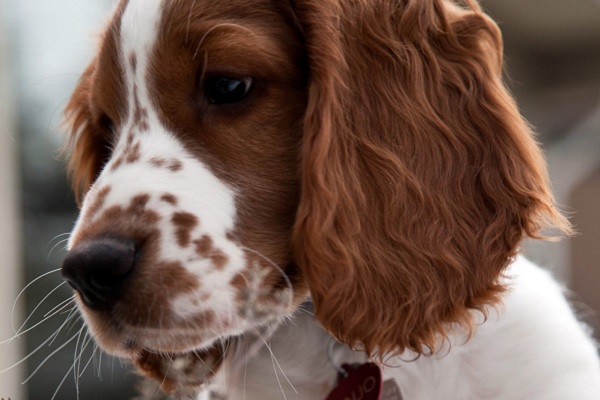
left=292, top=0, right=572, bottom=356
left=65, top=62, right=116, bottom=203
left=63, top=61, right=113, bottom=204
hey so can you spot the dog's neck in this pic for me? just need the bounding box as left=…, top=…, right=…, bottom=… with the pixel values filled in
left=208, top=307, right=368, bottom=400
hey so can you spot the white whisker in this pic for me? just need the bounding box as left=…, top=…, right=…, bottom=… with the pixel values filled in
left=47, top=237, right=70, bottom=260
left=47, top=232, right=71, bottom=247
left=21, top=330, right=81, bottom=384
left=1, top=309, right=77, bottom=372
left=1, top=302, right=76, bottom=345
left=44, top=296, right=76, bottom=318
left=15, top=281, right=67, bottom=336
left=48, top=307, right=79, bottom=347
left=244, top=339, right=249, bottom=400
left=193, top=23, right=255, bottom=60
left=95, top=347, right=103, bottom=379
left=79, top=343, right=99, bottom=378
left=11, top=268, right=61, bottom=333
left=0, top=329, right=77, bottom=376
left=50, top=340, right=86, bottom=400
left=255, top=329, right=298, bottom=396
left=73, top=326, right=88, bottom=396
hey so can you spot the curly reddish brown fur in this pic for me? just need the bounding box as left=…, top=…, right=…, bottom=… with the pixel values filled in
left=292, top=0, right=572, bottom=356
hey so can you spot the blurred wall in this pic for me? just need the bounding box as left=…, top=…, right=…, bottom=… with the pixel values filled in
left=0, top=4, right=25, bottom=399
left=484, top=0, right=600, bottom=341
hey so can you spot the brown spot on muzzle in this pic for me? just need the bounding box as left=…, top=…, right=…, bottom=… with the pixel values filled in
left=192, top=235, right=229, bottom=270
left=171, top=211, right=199, bottom=247
left=193, top=235, right=213, bottom=256
left=85, top=185, right=112, bottom=221
left=210, top=250, right=228, bottom=270
left=161, top=193, right=178, bottom=205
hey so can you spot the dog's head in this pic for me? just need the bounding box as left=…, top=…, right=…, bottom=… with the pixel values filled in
left=62, top=0, right=570, bottom=394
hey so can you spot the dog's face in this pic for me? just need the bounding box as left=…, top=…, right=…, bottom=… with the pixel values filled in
left=63, top=0, right=307, bottom=361
left=63, top=0, right=571, bottom=394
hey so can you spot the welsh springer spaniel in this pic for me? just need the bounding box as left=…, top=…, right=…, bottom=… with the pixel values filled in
left=61, top=0, right=600, bottom=398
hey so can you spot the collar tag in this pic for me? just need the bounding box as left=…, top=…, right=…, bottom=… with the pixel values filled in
left=326, top=362, right=383, bottom=400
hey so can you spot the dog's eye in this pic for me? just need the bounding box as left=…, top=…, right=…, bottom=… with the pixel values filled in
left=99, top=113, right=115, bottom=134
left=204, top=77, right=252, bottom=104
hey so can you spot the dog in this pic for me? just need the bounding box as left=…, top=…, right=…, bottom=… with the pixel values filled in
left=61, top=0, right=600, bottom=398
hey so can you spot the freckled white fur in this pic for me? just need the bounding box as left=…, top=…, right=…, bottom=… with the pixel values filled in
left=70, top=0, right=253, bottom=339
left=204, top=257, right=600, bottom=400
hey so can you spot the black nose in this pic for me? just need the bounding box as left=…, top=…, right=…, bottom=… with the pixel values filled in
left=61, top=237, right=136, bottom=311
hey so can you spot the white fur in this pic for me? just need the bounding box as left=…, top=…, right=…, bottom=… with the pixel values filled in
left=204, top=257, right=600, bottom=399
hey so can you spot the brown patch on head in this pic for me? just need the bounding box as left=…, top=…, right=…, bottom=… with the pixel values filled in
left=191, top=235, right=228, bottom=269
left=150, top=157, right=166, bottom=167
left=171, top=211, right=199, bottom=247
left=148, top=157, right=183, bottom=172
left=110, top=156, right=124, bottom=171
left=132, top=84, right=149, bottom=131
left=161, top=193, right=178, bottom=205
left=126, top=128, right=135, bottom=145
left=129, top=193, right=151, bottom=215
left=125, top=142, right=141, bottom=163
left=110, top=130, right=140, bottom=170
left=129, top=52, right=137, bottom=73
left=193, top=235, right=213, bottom=257
left=84, top=185, right=112, bottom=221
left=168, top=159, right=183, bottom=172
left=210, top=250, right=228, bottom=270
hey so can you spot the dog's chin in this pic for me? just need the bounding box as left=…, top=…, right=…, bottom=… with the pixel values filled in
left=131, top=340, right=228, bottom=396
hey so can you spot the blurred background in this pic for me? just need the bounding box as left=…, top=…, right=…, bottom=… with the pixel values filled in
left=0, top=0, right=599, bottom=399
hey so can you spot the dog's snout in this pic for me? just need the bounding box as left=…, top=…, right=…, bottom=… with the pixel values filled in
left=62, top=237, right=137, bottom=311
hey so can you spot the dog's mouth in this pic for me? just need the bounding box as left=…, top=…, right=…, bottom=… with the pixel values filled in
left=132, top=342, right=227, bottom=396
left=77, top=311, right=233, bottom=396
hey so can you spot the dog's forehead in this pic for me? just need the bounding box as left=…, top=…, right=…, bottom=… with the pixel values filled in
left=118, top=0, right=289, bottom=31
left=119, top=1, right=161, bottom=61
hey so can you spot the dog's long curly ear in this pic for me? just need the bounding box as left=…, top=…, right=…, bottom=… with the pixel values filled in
left=63, top=61, right=111, bottom=204
left=292, top=0, right=572, bottom=356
